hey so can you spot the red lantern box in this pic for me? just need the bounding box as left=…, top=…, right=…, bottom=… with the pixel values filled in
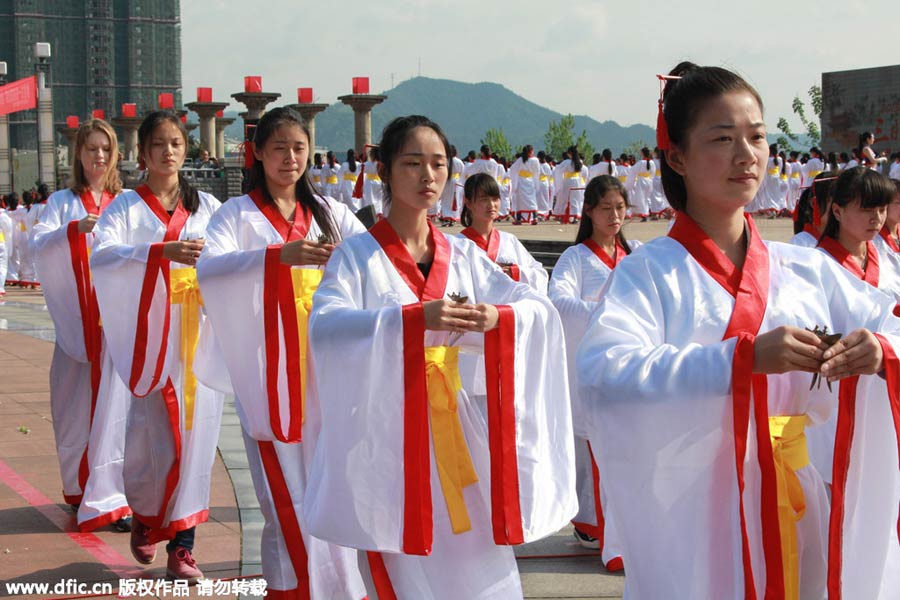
left=158, top=93, right=174, bottom=109
left=244, top=76, right=262, bottom=93
left=297, top=88, right=313, bottom=103
left=122, top=103, right=137, bottom=117
left=216, top=110, right=224, bottom=118
left=92, top=109, right=105, bottom=119
left=197, top=87, right=212, bottom=102
left=66, top=115, right=79, bottom=129
left=352, top=77, right=369, bottom=94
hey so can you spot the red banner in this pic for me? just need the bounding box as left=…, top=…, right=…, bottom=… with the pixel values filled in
left=0, top=76, right=37, bottom=116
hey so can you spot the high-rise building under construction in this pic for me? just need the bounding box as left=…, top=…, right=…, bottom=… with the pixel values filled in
left=0, top=0, right=182, bottom=148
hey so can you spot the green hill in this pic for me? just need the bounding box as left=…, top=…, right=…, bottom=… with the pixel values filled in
left=223, top=77, right=656, bottom=156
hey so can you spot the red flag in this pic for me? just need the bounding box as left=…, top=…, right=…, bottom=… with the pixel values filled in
left=0, top=76, right=37, bottom=116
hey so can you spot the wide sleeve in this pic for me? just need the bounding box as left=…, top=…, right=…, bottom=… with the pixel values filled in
left=32, top=195, right=88, bottom=361
left=90, top=198, right=171, bottom=396
left=509, top=236, right=549, bottom=293
left=303, top=242, right=410, bottom=552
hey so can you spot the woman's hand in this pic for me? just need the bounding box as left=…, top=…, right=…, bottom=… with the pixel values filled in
left=162, top=239, right=205, bottom=266
left=820, top=328, right=884, bottom=382
left=423, top=300, right=500, bottom=333
left=753, top=326, right=828, bottom=374
left=280, top=240, right=335, bottom=266
left=77, top=214, right=99, bottom=234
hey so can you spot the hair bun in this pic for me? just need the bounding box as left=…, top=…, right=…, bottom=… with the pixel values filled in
left=669, top=61, right=699, bottom=79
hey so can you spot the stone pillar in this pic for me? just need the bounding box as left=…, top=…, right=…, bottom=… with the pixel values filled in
left=56, top=125, right=78, bottom=165
left=35, top=63, right=56, bottom=190
left=287, top=103, right=328, bottom=151
left=230, top=91, right=281, bottom=126
left=184, top=101, right=229, bottom=155
left=215, top=116, right=235, bottom=161
left=337, top=94, right=387, bottom=152
left=111, top=116, right=142, bottom=162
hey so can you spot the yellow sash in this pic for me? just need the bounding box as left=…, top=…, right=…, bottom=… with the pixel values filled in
left=502, top=177, right=510, bottom=185
left=539, top=174, right=548, bottom=182
left=781, top=174, right=788, bottom=182
left=639, top=172, right=652, bottom=178
left=424, top=346, right=478, bottom=534
left=791, top=172, right=801, bottom=179
left=518, top=170, right=533, bottom=178
left=618, top=175, right=627, bottom=182
left=566, top=171, right=581, bottom=180
left=807, top=170, right=822, bottom=179
left=655, top=170, right=661, bottom=177
left=326, top=175, right=339, bottom=185
left=343, top=172, right=359, bottom=182
left=768, top=167, right=780, bottom=176
left=452, top=173, right=461, bottom=180
left=0, top=232, right=4, bottom=243
left=19, top=222, right=26, bottom=232
left=312, top=175, right=321, bottom=183
left=170, top=268, right=204, bottom=431
left=769, top=415, right=809, bottom=600
left=365, top=173, right=381, bottom=181
left=291, top=268, right=323, bottom=412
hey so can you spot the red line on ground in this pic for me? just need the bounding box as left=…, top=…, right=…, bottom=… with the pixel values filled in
left=0, top=458, right=144, bottom=580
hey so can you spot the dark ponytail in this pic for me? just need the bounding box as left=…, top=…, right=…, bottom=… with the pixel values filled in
left=793, top=171, right=835, bottom=234
left=570, top=145, right=583, bottom=172
left=658, top=61, right=764, bottom=212
left=603, top=148, right=613, bottom=175
left=247, top=107, right=341, bottom=243
left=641, top=147, right=652, bottom=170
left=347, top=149, right=357, bottom=173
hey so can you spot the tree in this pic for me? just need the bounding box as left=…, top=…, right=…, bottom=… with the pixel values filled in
left=777, top=85, right=822, bottom=152
left=543, top=114, right=594, bottom=160
left=621, top=139, right=652, bottom=158
left=480, top=128, right=513, bottom=162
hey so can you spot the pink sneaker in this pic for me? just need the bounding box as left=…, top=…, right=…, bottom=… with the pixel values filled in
left=166, top=547, right=204, bottom=584
left=129, top=520, right=156, bottom=564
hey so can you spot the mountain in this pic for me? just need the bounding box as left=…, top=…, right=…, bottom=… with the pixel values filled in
left=221, top=77, right=656, bottom=156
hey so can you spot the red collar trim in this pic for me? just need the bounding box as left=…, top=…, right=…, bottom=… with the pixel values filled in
left=370, top=219, right=449, bottom=301
left=818, top=236, right=879, bottom=287
left=880, top=226, right=900, bottom=253
left=249, top=188, right=311, bottom=242
left=78, top=189, right=114, bottom=216
left=135, top=184, right=189, bottom=242
left=460, top=227, right=500, bottom=262
left=581, top=238, right=624, bottom=270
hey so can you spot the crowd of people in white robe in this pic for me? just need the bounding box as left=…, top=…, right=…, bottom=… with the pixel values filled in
left=7, top=59, right=900, bottom=599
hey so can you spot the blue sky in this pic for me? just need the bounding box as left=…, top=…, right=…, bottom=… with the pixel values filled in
left=183, top=0, right=893, bottom=134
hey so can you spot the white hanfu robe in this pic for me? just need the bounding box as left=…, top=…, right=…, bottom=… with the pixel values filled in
left=361, top=160, right=384, bottom=215
left=196, top=190, right=367, bottom=599
left=91, top=186, right=224, bottom=545
left=649, top=159, right=669, bottom=215
left=553, top=160, right=588, bottom=221
left=339, top=162, right=363, bottom=212
left=309, top=166, right=324, bottom=195
left=457, top=227, right=548, bottom=293
left=789, top=225, right=819, bottom=249
left=627, top=160, right=654, bottom=219
left=577, top=212, right=900, bottom=600
left=305, top=220, right=577, bottom=600
left=322, top=163, right=341, bottom=202
left=509, top=156, right=541, bottom=219
left=538, top=162, right=553, bottom=216
left=9, top=206, right=29, bottom=284
left=549, top=238, right=642, bottom=571
left=31, top=188, right=132, bottom=530
left=439, top=157, right=465, bottom=223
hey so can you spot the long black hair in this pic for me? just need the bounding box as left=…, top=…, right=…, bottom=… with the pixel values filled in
left=858, top=132, right=873, bottom=167
left=569, top=145, right=583, bottom=172
left=574, top=175, right=633, bottom=253
left=138, top=110, right=201, bottom=213
left=460, top=173, right=501, bottom=227
left=246, top=106, right=340, bottom=243
left=377, top=115, right=453, bottom=206
left=658, top=62, right=763, bottom=212
left=347, top=149, right=357, bottom=173
left=602, top=148, right=614, bottom=174
left=821, top=166, right=894, bottom=240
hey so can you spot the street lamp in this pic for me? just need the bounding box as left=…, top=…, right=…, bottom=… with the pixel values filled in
left=33, top=42, right=55, bottom=191
left=0, top=60, right=11, bottom=194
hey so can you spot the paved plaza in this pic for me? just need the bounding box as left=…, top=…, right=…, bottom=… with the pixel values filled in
left=0, top=218, right=796, bottom=599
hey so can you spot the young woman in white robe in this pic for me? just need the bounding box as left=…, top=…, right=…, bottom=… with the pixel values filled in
left=362, top=147, right=385, bottom=217
left=32, top=119, right=132, bottom=532
left=537, top=152, right=553, bottom=218
left=549, top=174, right=642, bottom=573
left=304, top=115, right=576, bottom=600
left=4, top=195, right=20, bottom=285
left=809, top=169, right=900, bottom=493
left=91, top=111, right=224, bottom=582
left=438, top=148, right=464, bottom=225
left=577, top=62, right=900, bottom=600
left=457, top=172, right=548, bottom=292
left=321, top=151, right=341, bottom=201
left=628, top=149, right=655, bottom=220
left=10, top=199, right=32, bottom=286
left=310, top=153, right=324, bottom=195
left=196, top=107, right=367, bottom=600
left=508, top=146, right=541, bottom=224
left=876, top=178, right=900, bottom=259
left=339, top=150, right=363, bottom=212
left=553, top=149, right=588, bottom=223
left=497, top=162, right=511, bottom=220
left=803, top=149, right=826, bottom=187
